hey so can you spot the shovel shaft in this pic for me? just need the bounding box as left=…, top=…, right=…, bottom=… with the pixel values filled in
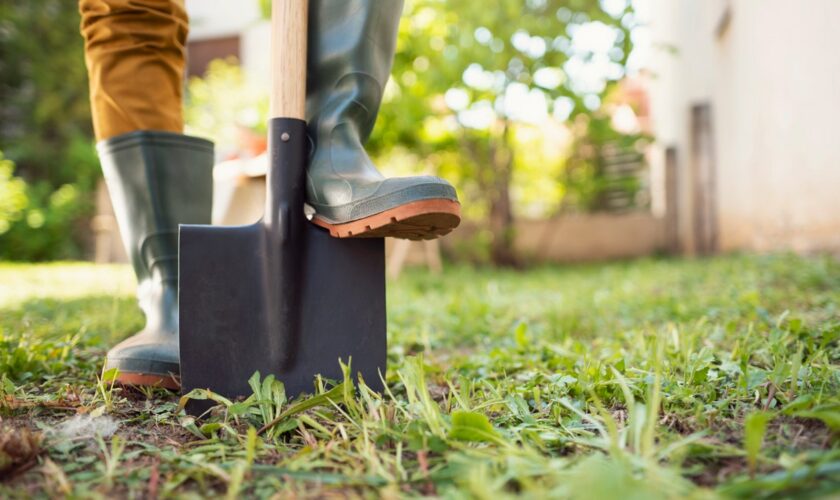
left=263, top=0, right=309, bottom=369
left=270, top=0, right=308, bottom=120
left=265, top=0, right=309, bottom=237
left=264, top=118, right=308, bottom=369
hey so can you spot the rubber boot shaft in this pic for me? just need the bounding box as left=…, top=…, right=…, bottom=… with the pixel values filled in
left=305, top=0, right=459, bottom=228
left=98, top=131, right=213, bottom=381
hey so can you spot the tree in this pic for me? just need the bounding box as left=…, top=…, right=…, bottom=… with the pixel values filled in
left=0, top=1, right=99, bottom=260
left=370, top=0, right=636, bottom=265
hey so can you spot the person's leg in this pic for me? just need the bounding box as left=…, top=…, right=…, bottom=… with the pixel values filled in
left=80, top=0, right=187, bottom=140
left=79, top=0, right=213, bottom=388
left=306, top=0, right=461, bottom=240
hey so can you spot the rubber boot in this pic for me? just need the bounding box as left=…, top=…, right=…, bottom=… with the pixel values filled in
left=306, top=0, right=461, bottom=240
left=98, top=131, right=213, bottom=389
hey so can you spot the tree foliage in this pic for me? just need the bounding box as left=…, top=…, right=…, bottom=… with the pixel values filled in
left=0, top=1, right=98, bottom=260
left=0, top=151, right=28, bottom=236
left=370, top=0, right=637, bottom=264
left=185, top=58, right=271, bottom=154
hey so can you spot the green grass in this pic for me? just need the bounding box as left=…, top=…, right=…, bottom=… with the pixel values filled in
left=0, top=254, right=838, bottom=498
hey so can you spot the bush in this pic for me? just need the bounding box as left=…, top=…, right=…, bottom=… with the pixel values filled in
left=0, top=150, right=92, bottom=261
left=0, top=151, right=28, bottom=236
left=0, top=1, right=99, bottom=261
left=185, top=58, right=269, bottom=154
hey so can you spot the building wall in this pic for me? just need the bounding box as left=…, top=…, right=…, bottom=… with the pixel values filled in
left=185, top=0, right=269, bottom=80
left=186, top=0, right=261, bottom=40
left=646, top=0, right=840, bottom=254
left=511, top=214, right=665, bottom=263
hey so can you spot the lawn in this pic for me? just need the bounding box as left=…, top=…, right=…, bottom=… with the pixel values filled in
left=0, top=254, right=838, bottom=498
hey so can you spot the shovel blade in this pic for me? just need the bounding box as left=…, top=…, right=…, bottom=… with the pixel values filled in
left=296, top=224, right=386, bottom=394
left=179, top=221, right=385, bottom=412
left=179, top=223, right=272, bottom=399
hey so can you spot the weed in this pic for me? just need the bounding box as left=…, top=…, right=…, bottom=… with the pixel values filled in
left=93, top=365, right=119, bottom=415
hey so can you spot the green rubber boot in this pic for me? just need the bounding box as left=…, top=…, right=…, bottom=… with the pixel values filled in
left=98, top=131, right=213, bottom=388
left=306, top=0, right=461, bottom=240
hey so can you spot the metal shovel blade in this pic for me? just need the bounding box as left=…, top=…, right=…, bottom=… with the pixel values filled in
left=178, top=118, right=386, bottom=413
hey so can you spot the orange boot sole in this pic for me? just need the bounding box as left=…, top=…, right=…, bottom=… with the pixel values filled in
left=311, top=199, right=461, bottom=240
left=115, top=372, right=180, bottom=390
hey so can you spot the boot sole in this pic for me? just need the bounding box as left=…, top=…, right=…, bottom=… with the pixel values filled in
left=116, top=372, right=181, bottom=390
left=312, top=199, right=461, bottom=240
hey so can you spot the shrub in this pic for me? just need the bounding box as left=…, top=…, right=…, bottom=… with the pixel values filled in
left=0, top=149, right=93, bottom=261
left=0, top=2, right=100, bottom=261
left=185, top=58, right=269, bottom=154
left=0, top=151, right=28, bottom=236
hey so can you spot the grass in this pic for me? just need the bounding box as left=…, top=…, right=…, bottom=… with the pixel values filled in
left=0, top=254, right=838, bottom=498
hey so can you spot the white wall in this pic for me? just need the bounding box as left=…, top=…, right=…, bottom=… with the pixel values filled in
left=185, top=0, right=261, bottom=40
left=645, top=0, right=840, bottom=254
left=185, top=1, right=271, bottom=88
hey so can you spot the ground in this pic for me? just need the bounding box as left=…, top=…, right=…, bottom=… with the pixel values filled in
left=0, top=254, right=838, bottom=498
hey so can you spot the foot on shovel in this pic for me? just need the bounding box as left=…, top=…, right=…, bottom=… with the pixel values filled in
left=308, top=177, right=461, bottom=241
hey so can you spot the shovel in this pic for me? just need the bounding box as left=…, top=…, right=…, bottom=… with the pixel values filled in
left=178, top=0, right=386, bottom=413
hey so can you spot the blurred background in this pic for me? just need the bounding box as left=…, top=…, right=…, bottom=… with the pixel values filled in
left=1, top=0, right=838, bottom=270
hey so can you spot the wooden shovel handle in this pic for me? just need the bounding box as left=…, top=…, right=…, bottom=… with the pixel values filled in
left=270, top=0, right=308, bottom=120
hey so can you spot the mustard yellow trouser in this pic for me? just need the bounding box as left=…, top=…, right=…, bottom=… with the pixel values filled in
left=79, top=0, right=188, bottom=141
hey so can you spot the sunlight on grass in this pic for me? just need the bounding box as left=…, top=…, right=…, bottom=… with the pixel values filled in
left=0, top=262, right=134, bottom=308
left=0, top=254, right=838, bottom=497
